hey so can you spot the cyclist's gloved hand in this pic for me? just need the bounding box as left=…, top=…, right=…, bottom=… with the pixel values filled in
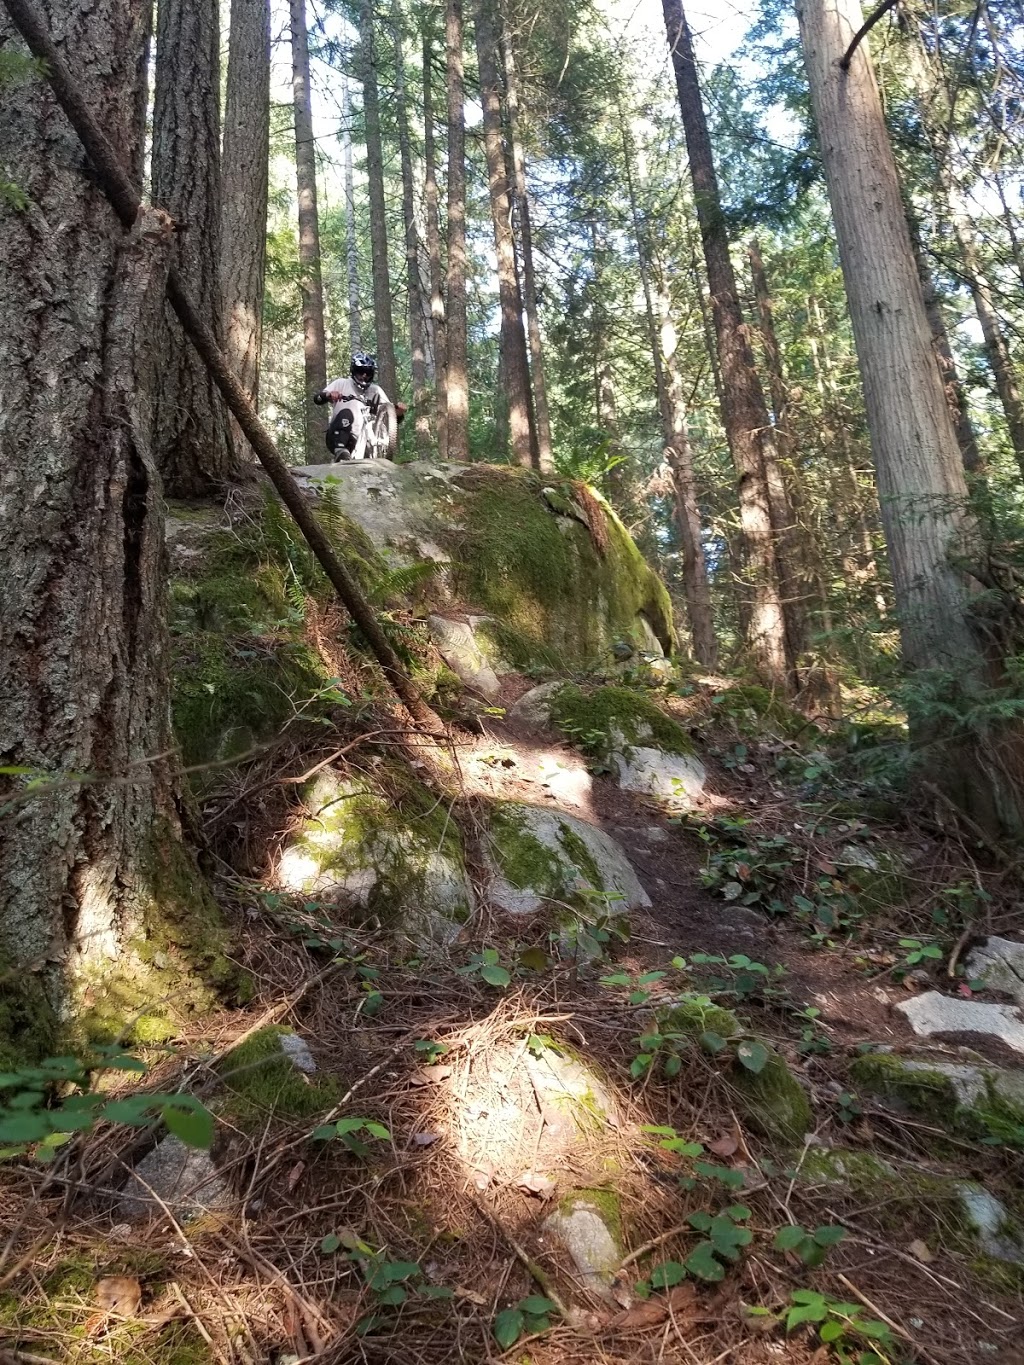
left=313, top=390, right=329, bottom=406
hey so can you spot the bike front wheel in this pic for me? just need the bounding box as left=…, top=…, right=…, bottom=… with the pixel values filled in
left=371, top=403, right=398, bottom=459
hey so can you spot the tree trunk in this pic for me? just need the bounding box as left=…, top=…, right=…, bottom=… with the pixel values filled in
left=423, top=14, right=447, bottom=455
left=151, top=0, right=237, bottom=496
left=473, top=0, right=533, bottom=467
left=445, top=0, right=470, bottom=461
left=342, top=76, right=362, bottom=353
left=360, top=0, right=399, bottom=405
left=909, top=221, right=982, bottom=474
left=221, top=0, right=271, bottom=434
left=500, top=2, right=553, bottom=473
left=0, top=1, right=220, bottom=1055
left=747, top=240, right=824, bottom=672
left=392, top=0, right=431, bottom=455
left=954, top=217, right=1024, bottom=481
left=661, top=0, right=791, bottom=689
left=618, top=102, right=716, bottom=666
left=290, top=0, right=328, bottom=458
left=797, top=0, right=1024, bottom=837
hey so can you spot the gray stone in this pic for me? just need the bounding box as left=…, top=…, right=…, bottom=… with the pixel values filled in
left=966, top=936, right=1024, bottom=1007
left=534, top=754, right=592, bottom=809
left=897, top=991, right=1024, bottom=1055
left=484, top=802, right=651, bottom=916
left=644, top=826, right=669, bottom=843
left=957, top=1184, right=1024, bottom=1264
left=523, top=1049, right=616, bottom=1145
left=510, top=680, right=564, bottom=728
left=882, top=1056, right=1024, bottom=1116
left=118, top=1136, right=231, bottom=1223
left=543, top=1200, right=621, bottom=1298
left=610, top=731, right=706, bottom=810
left=427, top=615, right=501, bottom=700
left=278, top=770, right=473, bottom=944
left=278, top=1032, right=317, bottom=1074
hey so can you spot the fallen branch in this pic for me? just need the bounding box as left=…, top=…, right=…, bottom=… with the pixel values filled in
left=2, top=0, right=442, bottom=736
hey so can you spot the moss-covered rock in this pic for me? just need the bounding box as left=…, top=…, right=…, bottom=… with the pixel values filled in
left=483, top=801, right=650, bottom=915
left=219, top=1026, right=339, bottom=1127
left=851, top=1051, right=1024, bottom=1147
left=278, top=763, right=474, bottom=942
left=732, top=1045, right=813, bottom=1141
left=292, top=461, right=673, bottom=668
left=549, top=685, right=706, bottom=808
left=656, top=997, right=742, bottom=1043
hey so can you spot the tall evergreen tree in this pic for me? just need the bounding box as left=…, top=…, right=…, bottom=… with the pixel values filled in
left=445, top=0, right=470, bottom=461
left=290, top=0, right=328, bottom=457
left=0, top=0, right=218, bottom=1049
left=222, top=0, right=271, bottom=425
left=359, top=0, right=398, bottom=403
left=797, top=0, right=1024, bottom=835
left=152, top=0, right=238, bottom=494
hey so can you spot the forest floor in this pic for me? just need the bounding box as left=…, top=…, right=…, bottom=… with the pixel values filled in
left=2, top=671, right=1023, bottom=1365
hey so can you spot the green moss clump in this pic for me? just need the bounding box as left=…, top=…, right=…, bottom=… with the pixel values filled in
left=711, top=684, right=808, bottom=739
left=172, top=633, right=327, bottom=771
left=219, top=1026, right=339, bottom=1127
left=550, top=684, right=695, bottom=763
left=78, top=825, right=234, bottom=1049
left=657, top=997, right=741, bottom=1042
left=443, top=468, right=672, bottom=666
left=487, top=805, right=566, bottom=895
left=0, top=1252, right=214, bottom=1364
left=732, top=1045, right=812, bottom=1141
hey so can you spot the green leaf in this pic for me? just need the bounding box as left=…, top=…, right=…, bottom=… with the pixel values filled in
left=812, top=1224, right=846, bottom=1247
left=321, top=1234, right=342, bottom=1254
left=685, top=1242, right=724, bottom=1281
left=376, top=1285, right=407, bottom=1305
left=787, top=1304, right=825, bottom=1331
left=162, top=1099, right=214, bottom=1150
left=630, top=1053, right=653, bottom=1077
left=480, top=964, right=511, bottom=988
left=518, top=947, right=549, bottom=972
left=726, top=1204, right=751, bottom=1221
left=99, top=1098, right=155, bottom=1125
left=0, top=1114, right=49, bottom=1143
left=382, top=1261, right=420, bottom=1283
left=687, top=1211, right=713, bottom=1231
left=694, top=1161, right=745, bottom=1188
left=662, top=1137, right=704, bottom=1157
left=481, top=948, right=500, bottom=965
left=820, top=1320, right=845, bottom=1343
left=519, top=1296, right=556, bottom=1315
left=736, top=1040, right=769, bottom=1074
left=312, top=1124, right=337, bottom=1141
left=700, top=1031, right=727, bottom=1054
left=494, top=1308, right=525, bottom=1348
left=363, top=1121, right=391, bottom=1141
left=641, top=1124, right=677, bottom=1137
left=662, top=1054, right=682, bottom=1079
left=650, top=1261, right=686, bottom=1289
left=334, top=1117, right=367, bottom=1135
left=774, top=1225, right=807, bottom=1252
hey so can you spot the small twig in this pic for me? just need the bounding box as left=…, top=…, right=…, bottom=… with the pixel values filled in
left=836, top=1272, right=944, bottom=1365
left=618, top=1221, right=692, bottom=1270
left=946, top=919, right=976, bottom=978
left=839, top=0, right=899, bottom=70
left=167, top=1283, right=228, bottom=1365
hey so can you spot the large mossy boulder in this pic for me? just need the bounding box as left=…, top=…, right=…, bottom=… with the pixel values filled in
left=292, top=462, right=673, bottom=669
left=167, top=465, right=675, bottom=773
left=277, top=764, right=474, bottom=943
left=482, top=801, right=651, bottom=915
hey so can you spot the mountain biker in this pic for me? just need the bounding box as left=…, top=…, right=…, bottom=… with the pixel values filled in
left=313, top=352, right=405, bottom=459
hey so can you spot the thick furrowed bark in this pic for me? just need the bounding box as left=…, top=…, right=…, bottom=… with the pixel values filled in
left=3, top=0, right=444, bottom=735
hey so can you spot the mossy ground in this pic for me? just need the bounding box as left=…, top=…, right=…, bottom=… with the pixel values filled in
left=219, top=1026, right=339, bottom=1127
left=711, top=683, right=809, bottom=740
left=0, top=1253, right=212, bottom=1363
left=550, top=683, right=695, bottom=763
